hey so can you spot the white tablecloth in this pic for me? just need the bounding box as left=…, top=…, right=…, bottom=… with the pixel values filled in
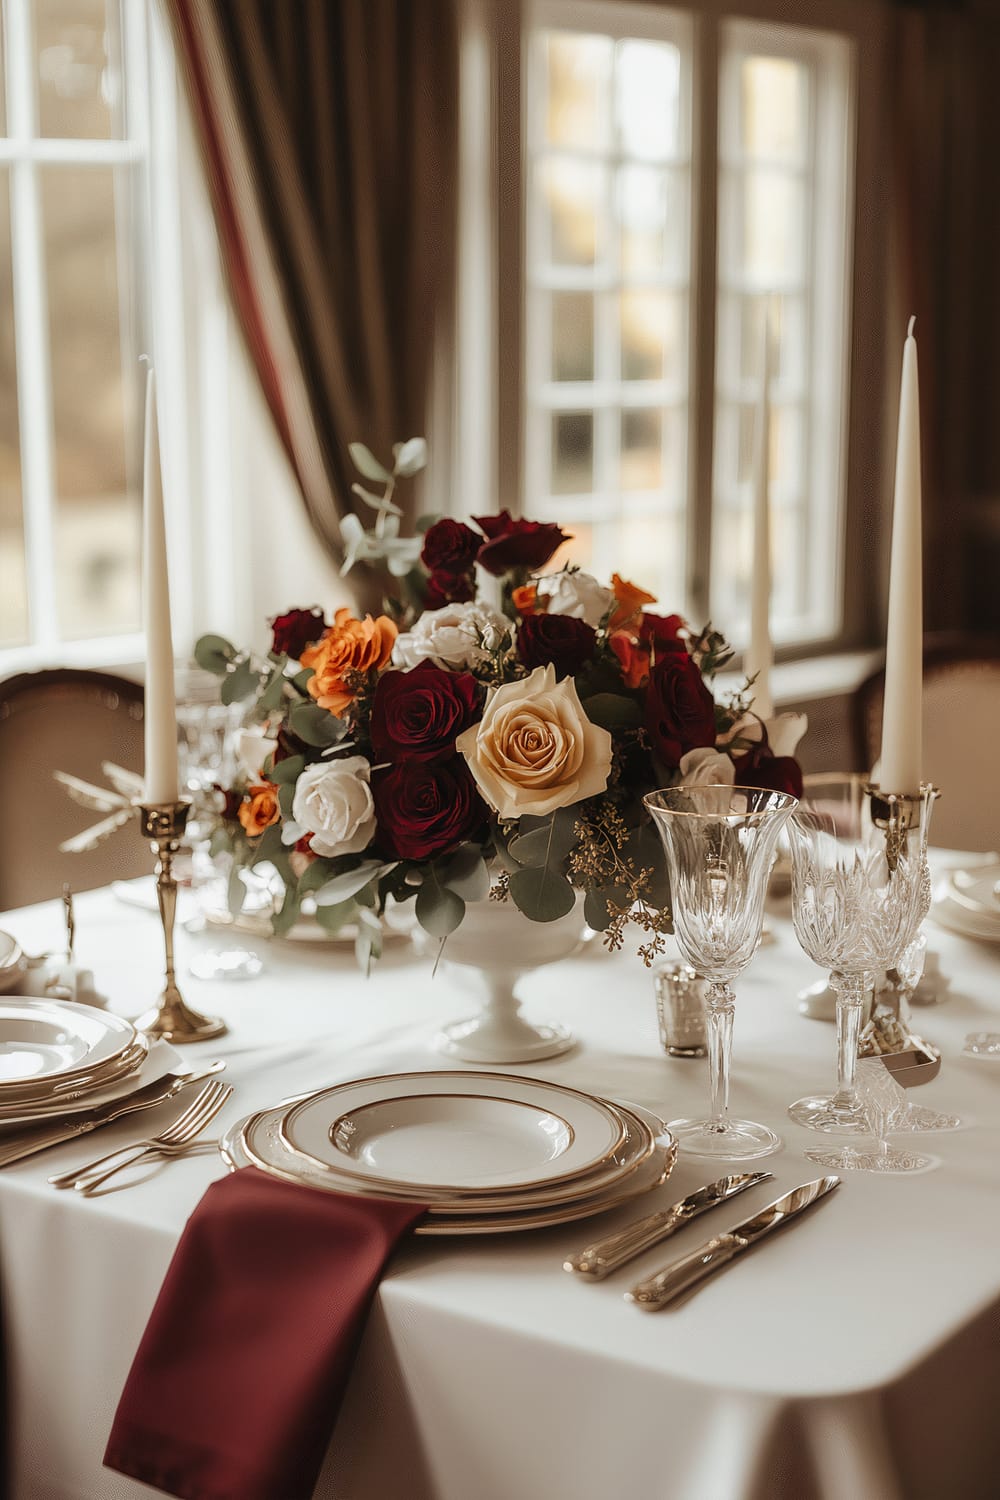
left=2, top=875, right=999, bottom=1500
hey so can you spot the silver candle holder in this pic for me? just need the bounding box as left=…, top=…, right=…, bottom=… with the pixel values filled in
left=864, top=782, right=939, bottom=873
left=134, top=801, right=227, bottom=1044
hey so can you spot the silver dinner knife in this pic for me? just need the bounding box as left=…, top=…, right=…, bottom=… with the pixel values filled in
left=563, top=1171, right=774, bottom=1279
left=627, top=1175, right=840, bottom=1311
left=0, top=1063, right=226, bottom=1168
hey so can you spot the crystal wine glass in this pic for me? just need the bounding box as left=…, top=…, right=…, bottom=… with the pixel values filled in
left=786, top=774, right=927, bottom=1133
left=645, top=785, right=797, bottom=1160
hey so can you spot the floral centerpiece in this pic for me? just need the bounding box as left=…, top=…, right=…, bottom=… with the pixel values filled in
left=195, top=440, right=803, bottom=971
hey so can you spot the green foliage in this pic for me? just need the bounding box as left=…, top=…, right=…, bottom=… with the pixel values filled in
left=194, top=634, right=237, bottom=676
left=289, top=702, right=347, bottom=748
left=581, top=693, right=643, bottom=731
left=220, top=656, right=259, bottom=706
left=348, top=442, right=392, bottom=484
left=266, top=754, right=306, bottom=786
left=508, top=864, right=576, bottom=922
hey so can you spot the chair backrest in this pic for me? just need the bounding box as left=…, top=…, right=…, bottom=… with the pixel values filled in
left=855, top=637, right=1000, bottom=853
left=0, top=669, right=150, bottom=911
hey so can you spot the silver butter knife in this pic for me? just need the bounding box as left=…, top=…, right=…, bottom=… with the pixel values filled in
left=627, top=1175, right=840, bottom=1311
left=0, top=1063, right=226, bottom=1168
left=564, top=1171, right=773, bottom=1279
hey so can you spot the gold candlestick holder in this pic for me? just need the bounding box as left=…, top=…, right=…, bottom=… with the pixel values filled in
left=134, top=801, right=227, bottom=1043
left=864, top=782, right=939, bottom=873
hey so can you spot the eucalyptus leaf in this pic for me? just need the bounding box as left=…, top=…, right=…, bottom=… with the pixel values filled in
left=248, top=823, right=285, bottom=867
left=349, top=441, right=392, bottom=484
left=296, top=858, right=336, bottom=896
left=267, top=754, right=305, bottom=787
left=271, top=887, right=301, bottom=937
left=194, top=633, right=237, bottom=676
left=415, top=512, right=443, bottom=534
left=313, top=898, right=358, bottom=934
left=209, top=825, right=233, bottom=859
left=289, top=702, right=346, bottom=747
left=291, top=668, right=314, bottom=694
left=582, top=693, right=643, bottom=730
left=351, top=482, right=403, bottom=518
left=226, top=864, right=247, bottom=917
left=392, top=437, right=428, bottom=477
left=439, top=844, right=490, bottom=901
left=280, top=819, right=304, bottom=846
left=220, top=657, right=259, bottom=706
left=583, top=888, right=614, bottom=932
left=415, top=880, right=465, bottom=938
left=508, top=866, right=575, bottom=922
left=313, top=859, right=389, bottom=906
left=277, top=783, right=297, bottom=820
left=257, top=666, right=288, bottom=713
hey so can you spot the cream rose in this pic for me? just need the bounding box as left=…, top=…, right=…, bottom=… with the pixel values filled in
left=678, top=747, right=736, bottom=787
left=535, top=570, right=615, bottom=628
left=291, top=756, right=376, bottom=857
left=392, top=601, right=514, bottom=672
left=456, top=663, right=612, bottom=819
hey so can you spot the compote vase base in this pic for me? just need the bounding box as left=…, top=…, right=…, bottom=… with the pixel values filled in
left=435, top=1014, right=574, bottom=1065
left=805, top=1144, right=937, bottom=1175
left=668, top=1116, right=781, bottom=1161
left=787, top=1093, right=868, bottom=1134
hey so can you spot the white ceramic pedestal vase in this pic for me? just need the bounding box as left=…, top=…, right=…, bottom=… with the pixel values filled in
left=432, top=897, right=586, bottom=1064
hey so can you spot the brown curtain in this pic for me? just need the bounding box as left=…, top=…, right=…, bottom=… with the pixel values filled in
left=889, top=0, right=1000, bottom=632
left=168, top=0, right=460, bottom=612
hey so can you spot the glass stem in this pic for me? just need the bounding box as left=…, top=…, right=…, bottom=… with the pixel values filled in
left=831, top=971, right=865, bottom=1109
left=705, top=982, right=735, bottom=1134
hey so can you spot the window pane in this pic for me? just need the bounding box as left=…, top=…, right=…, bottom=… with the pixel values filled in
left=741, top=170, right=805, bottom=284
left=543, top=32, right=611, bottom=151
left=620, top=409, right=661, bottom=490
left=551, top=412, right=593, bottom=494
left=615, top=40, right=681, bottom=161
left=535, top=157, right=604, bottom=267
left=619, top=165, right=686, bottom=277
left=0, top=170, right=27, bottom=646
left=551, top=291, right=594, bottom=382
left=620, top=291, right=683, bottom=382
left=740, top=56, right=807, bottom=162
left=41, top=164, right=141, bottom=639
left=35, top=0, right=125, bottom=140
left=619, top=513, right=686, bottom=607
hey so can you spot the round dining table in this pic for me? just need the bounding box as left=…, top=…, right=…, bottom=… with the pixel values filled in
left=1, top=860, right=998, bottom=1500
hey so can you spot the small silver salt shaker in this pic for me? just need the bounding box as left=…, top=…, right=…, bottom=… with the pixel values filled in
left=655, top=962, right=707, bottom=1057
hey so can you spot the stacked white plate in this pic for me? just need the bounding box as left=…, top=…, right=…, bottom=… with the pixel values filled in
left=221, top=1070, right=678, bottom=1235
left=931, top=863, right=1000, bottom=943
left=0, top=997, right=154, bottom=1125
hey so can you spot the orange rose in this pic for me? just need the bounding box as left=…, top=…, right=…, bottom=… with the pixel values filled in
left=609, top=629, right=652, bottom=689
left=609, top=573, right=657, bottom=631
left=511, top=582, right=540, bottom=616
left=300, top=607, right=398, bottom=716
left=238, top=783, right=280, bottom=836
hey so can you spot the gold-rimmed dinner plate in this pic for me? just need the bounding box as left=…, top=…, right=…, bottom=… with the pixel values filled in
left=278, top=1071, right=629, bottom=1196
left=220, top=1101, right=677, bottom=1235
left=0, top=999, right=142, bottom=1098
left=0, top=1035, right=150, bottom=1117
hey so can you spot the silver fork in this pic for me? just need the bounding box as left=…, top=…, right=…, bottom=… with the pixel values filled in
left=48, top=1081, right=232, bottom=1192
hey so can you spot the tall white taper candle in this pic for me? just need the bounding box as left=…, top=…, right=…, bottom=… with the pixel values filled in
left=141, top=368, right=179, bottom=804
left=878, top=317, right=922, bottom=796
left=746, top=302, right=774, bottom=720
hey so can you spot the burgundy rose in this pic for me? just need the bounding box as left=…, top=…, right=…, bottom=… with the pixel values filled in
left=373, top=756, right=488, bottom=861
left=270, top=607, right=327, bottom=660
left=370, top=662, right=481, bottom=763
left=639, top=612, right=686, bottom=658
left=421, top=519, right=481, bottom=578
left=645, top=652, right=717, bottom=768
left=517, top=613, right=597, bottom=678
left=474, top=511, right=571, bottom=576
left=424, top=570, right=476, bottom=609
left=732, top=743, right=803, bottom=799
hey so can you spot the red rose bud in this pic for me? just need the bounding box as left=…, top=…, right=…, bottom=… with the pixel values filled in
left=424, top=570, right=476, bottom=609
left=373, top=756, right=488, bottom=861
left=645, top=652, right=717, bottom=768
left=517, top=613, right=597, bottom=678
left=420, top=518, right=481, bottom=578
left=473, top=511, right=571, bottom=576
left=270, top=607, right=327, bottom=660
left=370, top=662, right=482, bottom=763
left=733, top=743, right=803, bottom=799
left=639, top=612, right=687, bottom=657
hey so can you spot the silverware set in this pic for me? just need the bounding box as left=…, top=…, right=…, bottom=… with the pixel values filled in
left=565, top=1171, right=840, bottom=1309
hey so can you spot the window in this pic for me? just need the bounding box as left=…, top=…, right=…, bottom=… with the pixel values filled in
left=523, top=1, right=855, bottom=649
left=0, top=0, right=149, bottom=661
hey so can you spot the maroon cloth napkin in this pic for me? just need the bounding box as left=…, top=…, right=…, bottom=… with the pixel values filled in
left=104, top=1167, right=426, bottom=1500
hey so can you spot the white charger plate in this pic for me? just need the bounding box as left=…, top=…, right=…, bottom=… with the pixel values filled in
left=0, top=1037, right=181, bottom=1126
left=221, top=1101, right=676, bottom=1235
left=279, top=1071, right=626, bottom=1194
left=0, top=999, right=137, bottom=1090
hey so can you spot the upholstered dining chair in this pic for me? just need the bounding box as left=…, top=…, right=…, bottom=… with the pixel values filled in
left=0, top=669, right=150, bottom=911
left=855, top=635, right=1000, bottom=853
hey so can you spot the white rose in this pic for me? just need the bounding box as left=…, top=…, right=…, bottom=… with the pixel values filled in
left=536, top=570, right=615, bottom=628
left=234, top=725, right=277, bottom=781
left=678, top=747, right=736, bottom=787
left=456, top=663, right=612, bottom=819
left=392, top=601, right=515, bottom=671
left=291, top=756, right=376, bottom=857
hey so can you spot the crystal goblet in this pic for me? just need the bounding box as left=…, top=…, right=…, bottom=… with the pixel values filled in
left=644, top=785, right=797, bottom=1160
left=786, top=775, right=927, bottom=1133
